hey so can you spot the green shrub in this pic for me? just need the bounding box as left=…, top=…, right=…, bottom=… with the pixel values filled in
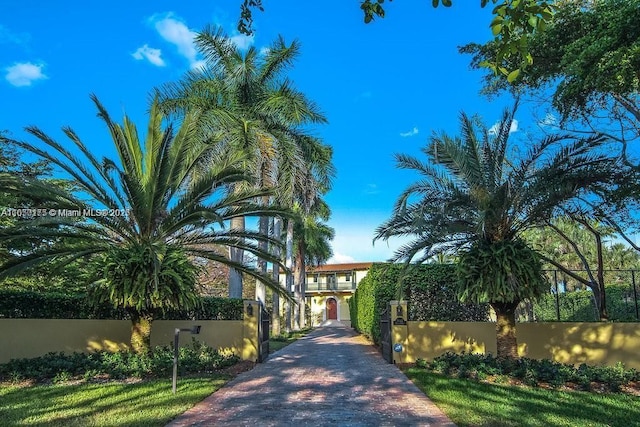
left=350, top=263, right=488, bottom=344
left=415, top=352, right=639, bottom=393
left=0, top=289, right=243, bottom=320
left=0, top=339, right=239, bottom=382
left=533, top=284, right=639, bottom=322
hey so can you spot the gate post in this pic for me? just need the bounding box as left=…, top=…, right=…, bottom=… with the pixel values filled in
left=242, top=300, right=259, bottom=362
left=390, top=300, right=409, bottom=364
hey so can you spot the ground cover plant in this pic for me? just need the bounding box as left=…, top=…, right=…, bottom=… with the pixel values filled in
left=0, top=340, right=238, bottom=383
left=405, top=368, right=640, bottom=427
left=413, top=352, right=640, bottom=393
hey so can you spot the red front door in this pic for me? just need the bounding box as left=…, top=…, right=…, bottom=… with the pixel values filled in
left=327, top=298, right=337, bottom=320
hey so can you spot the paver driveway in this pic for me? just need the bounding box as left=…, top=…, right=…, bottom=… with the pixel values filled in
left=167, top=323, right=456, bottom=427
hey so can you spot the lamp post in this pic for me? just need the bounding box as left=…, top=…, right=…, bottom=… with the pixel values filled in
left=172, top=325, right=201, bottom=394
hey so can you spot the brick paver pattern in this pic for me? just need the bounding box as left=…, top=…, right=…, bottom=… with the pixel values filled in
left=167, top=323, right=456, bottom=427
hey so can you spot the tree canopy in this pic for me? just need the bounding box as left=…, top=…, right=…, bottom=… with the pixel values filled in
left=238, top=0, right=555, bottom=76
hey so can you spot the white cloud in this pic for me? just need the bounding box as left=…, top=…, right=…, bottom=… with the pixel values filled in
left=488, top=119, right=518, bottom=135
left=132, top=44, right=165, bottom=66
left=327, top=252, right=356, bottom=264
left=259, top=46, right=271, bottom=56
left=5, top=62, right=47, bottom=87
left=229, top=33, right=254, bottom=50
left=151, top=14, right=200, bottom=66
left=399, top=127, right=419, bottom=137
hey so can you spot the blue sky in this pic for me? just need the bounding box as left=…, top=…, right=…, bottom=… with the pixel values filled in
left=1, top=0, right=525, bottom=263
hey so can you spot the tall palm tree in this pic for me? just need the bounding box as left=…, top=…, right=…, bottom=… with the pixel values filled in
left=0, top=96, right=290, bottom=354
left=375, top=106, right=618, bottom=358
left=155, top=27, right=327, bottom=299
left=292, top=199, right=335, bottom=329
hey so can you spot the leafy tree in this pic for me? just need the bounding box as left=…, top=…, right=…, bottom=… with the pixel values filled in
left=374, top=105, right=618, bottom=358
left=238, top=0, right=555, bottom=76
left=156, top=27, right=328, bottom=300
left=462, top=0, right=640, bottom=156
left=0, top=96, right=289, bottom=354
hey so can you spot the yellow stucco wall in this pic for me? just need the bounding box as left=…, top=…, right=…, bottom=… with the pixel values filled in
left=517, top=323, right=640, bottom=369
left=0, top=302, right=261, bottom=363
left=406, top=321, right=497, bottom=362
left=396, top=321, right=640, bottom=369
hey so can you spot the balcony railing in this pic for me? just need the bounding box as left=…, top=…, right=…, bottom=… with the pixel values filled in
left=306, top=281, right=356, bottom=292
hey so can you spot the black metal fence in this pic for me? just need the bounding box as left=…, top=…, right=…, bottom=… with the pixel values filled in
left=516, top=269, right=640, bottom=322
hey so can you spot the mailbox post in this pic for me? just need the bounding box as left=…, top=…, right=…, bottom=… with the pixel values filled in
left=172, top=325, right=202, bottom=394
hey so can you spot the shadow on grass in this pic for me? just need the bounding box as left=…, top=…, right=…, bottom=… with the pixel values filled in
left=405, top=369, right=640, bottom=427
left=0, top=376, right=227, bottom=427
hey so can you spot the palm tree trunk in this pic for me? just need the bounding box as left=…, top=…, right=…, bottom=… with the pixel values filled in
left=295, top=244, right=306, bottom=328
left=228, top=215, right=245, bottom=298
left=594, top=230, right=609, bottom=321
left=285, top=218, right=294, bottom=332
left=492, top=302, right=519, bottom=359
left=255, top=212, right=269, bottom=304
left=129, top=310, right=153, bottom=354
left=271, top=217, right=282, bottom=335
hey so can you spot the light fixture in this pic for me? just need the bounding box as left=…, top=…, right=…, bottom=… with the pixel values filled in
left=396, top=304, right=404, bottom=317
left=246, top=303, right=254, bottom=317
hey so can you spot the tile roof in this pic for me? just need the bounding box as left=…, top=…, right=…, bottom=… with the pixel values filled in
left=307, top=262, right=374, bottom=273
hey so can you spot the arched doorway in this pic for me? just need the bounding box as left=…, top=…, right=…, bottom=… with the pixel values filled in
left=326, top=298, right=337, bottom=320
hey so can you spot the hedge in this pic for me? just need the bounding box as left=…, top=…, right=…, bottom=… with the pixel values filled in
left=349, top=263, right=488, bottom=344
left=0, top=289, right=243, bottom=320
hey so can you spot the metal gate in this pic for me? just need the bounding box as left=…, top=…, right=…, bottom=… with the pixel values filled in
left=379, top=305, right=392, bottom=363
left=257, top=303, right=270, bottom=363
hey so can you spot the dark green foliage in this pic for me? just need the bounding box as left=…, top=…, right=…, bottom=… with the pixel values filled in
left=419, top=352, right=640, bottom=392
left=0, top=289, right=243, bottom=320
left=89, top=244, right=199, bottom=314
left=458, top=239, right=548, bottom=304
left=534, top=284, right=639, bottom=322
left=0, top=339, right=239, bottom=383
left=349, top=263, right=488, bottom=344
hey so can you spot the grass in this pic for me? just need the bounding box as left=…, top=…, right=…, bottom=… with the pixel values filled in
left=269, top=328, right=313, bottom=354
left=405, top=368, right=640, bottom=427
left=0, top=376, right=228, bottom=426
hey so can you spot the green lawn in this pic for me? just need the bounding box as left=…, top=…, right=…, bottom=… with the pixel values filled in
left=405, top=369, right=640, bottom=427
left=0, top=376, right=227, bottom=427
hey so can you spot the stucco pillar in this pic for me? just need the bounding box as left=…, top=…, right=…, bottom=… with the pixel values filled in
left=390, top=300, right=409, bottom=364
left=242, top=300, right=259, bottom=362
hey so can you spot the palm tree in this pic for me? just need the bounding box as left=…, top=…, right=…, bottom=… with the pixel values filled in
left=155, top=27, right=327, bottom=299
left=0, top=96, right=289, bottom=354
left=375, top=106, right=617, bottom=358
left=292, top=199, right=335, bottom=329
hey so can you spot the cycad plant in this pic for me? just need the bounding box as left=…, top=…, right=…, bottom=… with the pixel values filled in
left=0, top=96, right=289, bottom=354
left=375, top=105, right=618, bottom=358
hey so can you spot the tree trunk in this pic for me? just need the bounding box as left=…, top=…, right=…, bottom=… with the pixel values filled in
left=285, top=218, right=294, bottom=332
left=492, top=302, right=519, bottom=359
left=271, top=217, right=282, bottom=336
left=228, top=215, right=245, bottom=299
left=594, top=231, right=609, bottom=321
left=255, top=213, right=269, bottom=304
left=295, top=244, right=307, bottom=329
left=130, top=310, right=153, bottom=355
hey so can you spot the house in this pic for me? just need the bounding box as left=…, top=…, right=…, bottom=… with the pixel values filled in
left=280, top=262, right=373, bottom=327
